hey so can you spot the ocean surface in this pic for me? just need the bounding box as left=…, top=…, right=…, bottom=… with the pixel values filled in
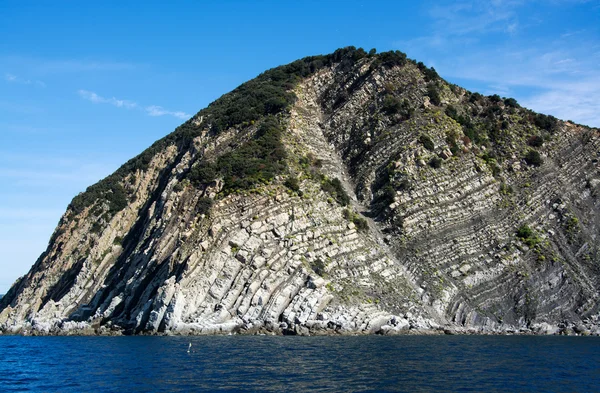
left=0, top=335, right=599, bottom=392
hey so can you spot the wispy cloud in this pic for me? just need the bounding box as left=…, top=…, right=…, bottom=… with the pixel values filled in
left=4, top=73, right=46, bottom=87
left=434, top=43, right=600, bottom=126
left=78, top=90, right=190, bottom=120
left=145, top=105, right=190, bottom=120
left=78, top=89, right=138, bottom=109
left=395, top=0, right=600, bottom=127
left=427, top=1, right=521, bottom=36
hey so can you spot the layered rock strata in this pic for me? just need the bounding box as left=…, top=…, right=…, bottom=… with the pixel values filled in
left=2, top=49, right=599, bottom=336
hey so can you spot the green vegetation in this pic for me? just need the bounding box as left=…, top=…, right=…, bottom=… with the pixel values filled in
left=533, top=113, right=558, bottom=132
left=426, top=84, right=441, bottom=106
left=188, top=118, right=286, bottom=193
left=565, top=216, right=579, bottom=233
left=66, top=44, right=565, bottom=231
left=499, top=182, right=513, bottom=195
left=196, top=197, right=213, bottom=215
left=299, top=153, right=323, bottom=169
left=417, top=61, right=439, bottom=82
left=322, top=177, right=350, bottom=206
left=516, top=224, right=541, bottom=248
left=188, top=162, right=217, bottom=186
left=70, top=178, right=128, bottom=216
left=419, top=134, right=435, bottom=151
left=217, top=117, right=287, bottom=193
left=66, top=46, right=413, bottom=218
left=480, top=152, right=501, bottom=176
left=429, top=156, right=443, bottom=169
left=524, top=150, right=543, bottom=166
left=371, top=50, right=408, bottom=68
left=284, top=176, right=301, bottom=194
left=527, top=135, right=544, bottom=147
left=310, top=258, right=327, bottom=277
left=381, top=95, right=412, bottom=120
left=382, top=94, right=402, bottom=115
left=343, top=209, right=368, bottom=231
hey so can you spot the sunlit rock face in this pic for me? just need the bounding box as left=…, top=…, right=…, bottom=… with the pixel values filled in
left=2, top=47, right=600, bottom=336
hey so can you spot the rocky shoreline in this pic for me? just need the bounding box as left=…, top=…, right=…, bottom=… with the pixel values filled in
left=3, top=318, right=600, bottom=337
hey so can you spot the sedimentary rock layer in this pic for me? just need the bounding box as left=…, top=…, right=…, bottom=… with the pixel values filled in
left=1, top=48, right=599, bottom=336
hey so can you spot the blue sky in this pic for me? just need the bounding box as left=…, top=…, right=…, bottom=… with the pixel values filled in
left=0, top=0, right=598, bottom=293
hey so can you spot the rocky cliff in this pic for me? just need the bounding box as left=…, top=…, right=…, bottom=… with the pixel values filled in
left=2, top=47, right=600, bottom=336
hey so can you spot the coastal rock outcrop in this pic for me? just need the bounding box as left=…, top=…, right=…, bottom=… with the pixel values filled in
left=1, top=47, right=599, bottom=336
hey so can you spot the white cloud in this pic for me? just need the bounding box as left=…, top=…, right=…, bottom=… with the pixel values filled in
left=4, top=72, right=46, bottom=87
left=78, top=89, right=138, bottom=109
left=521, top=82, right=600, bottom=127
left=78, top=90, right=189, bottom=120
left=396, top=1, right=600, bottom=127
left=433, top=45, right=600, bottom=126
left=145, top=105, right=190, bottom=120
left=427, top=1, right=521, bottom=36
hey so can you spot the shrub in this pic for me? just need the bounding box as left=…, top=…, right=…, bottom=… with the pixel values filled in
left=342, top=208, right=353, bottom=221
left=499, top=182, right=513, bottom=194
left=527, top=135, right=544, bottom=147
left=516, top=224, right=541, bottom=247
left=310, top=258, right=327, bottom=277
left=284, top=176, right=301, bottom=193
left=504, top=97, right=519, bottom=108
left=217, top=117, right=287, bottom=193
left=417, top=62, right=439, bottom=82
left=322, top=177, right=350, bottom=206
left=342, top=209, right=368, bottom=231
left=445, top=105, right=459, bottom=121
left=426, top=84, right=441, bottom=106
left=378, top=50, right=408, bottom=68
left=566, top=216, right=579, bottom=232
left=382, top=94, right=401, bottom=114
left=429, top=156, right=443, bottom=168
left=469, top=92, right=483, bottom=103
left=352, top=215, right=369, bottom=231
left=189, top=162, right=217, bottom=186
left=196, top=197, right=213, bottom=215
left=533, top=113, right=558, bottom=132
left=489, top=94, right=502, bottom=103
left=69, top=177, right=128, bottom=217
left=381, top=184, right=397, bottom=204
left=420, top=134, right=435, bottom=151
left=524, top=150, right=543, bottom=166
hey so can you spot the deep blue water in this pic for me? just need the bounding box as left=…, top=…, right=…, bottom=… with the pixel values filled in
left=0, top=335, right=599, bottom=392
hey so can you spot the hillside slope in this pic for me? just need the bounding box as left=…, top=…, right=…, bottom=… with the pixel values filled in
left=1, top=47, right=599, bottom=336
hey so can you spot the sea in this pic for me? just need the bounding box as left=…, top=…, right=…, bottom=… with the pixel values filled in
left=0, top=335, right=598, bottom=392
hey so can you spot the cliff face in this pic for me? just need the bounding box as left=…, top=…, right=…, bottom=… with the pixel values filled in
left=1, top=48, right=600, bottom=336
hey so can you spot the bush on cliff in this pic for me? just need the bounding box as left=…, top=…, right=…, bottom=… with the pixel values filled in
left=524, top=150, right=543, bottom=166
left=322, top=177, right=350, bottom=206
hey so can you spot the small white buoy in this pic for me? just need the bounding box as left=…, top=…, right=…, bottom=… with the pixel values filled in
left=187, top=342, right=192, bottom=353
